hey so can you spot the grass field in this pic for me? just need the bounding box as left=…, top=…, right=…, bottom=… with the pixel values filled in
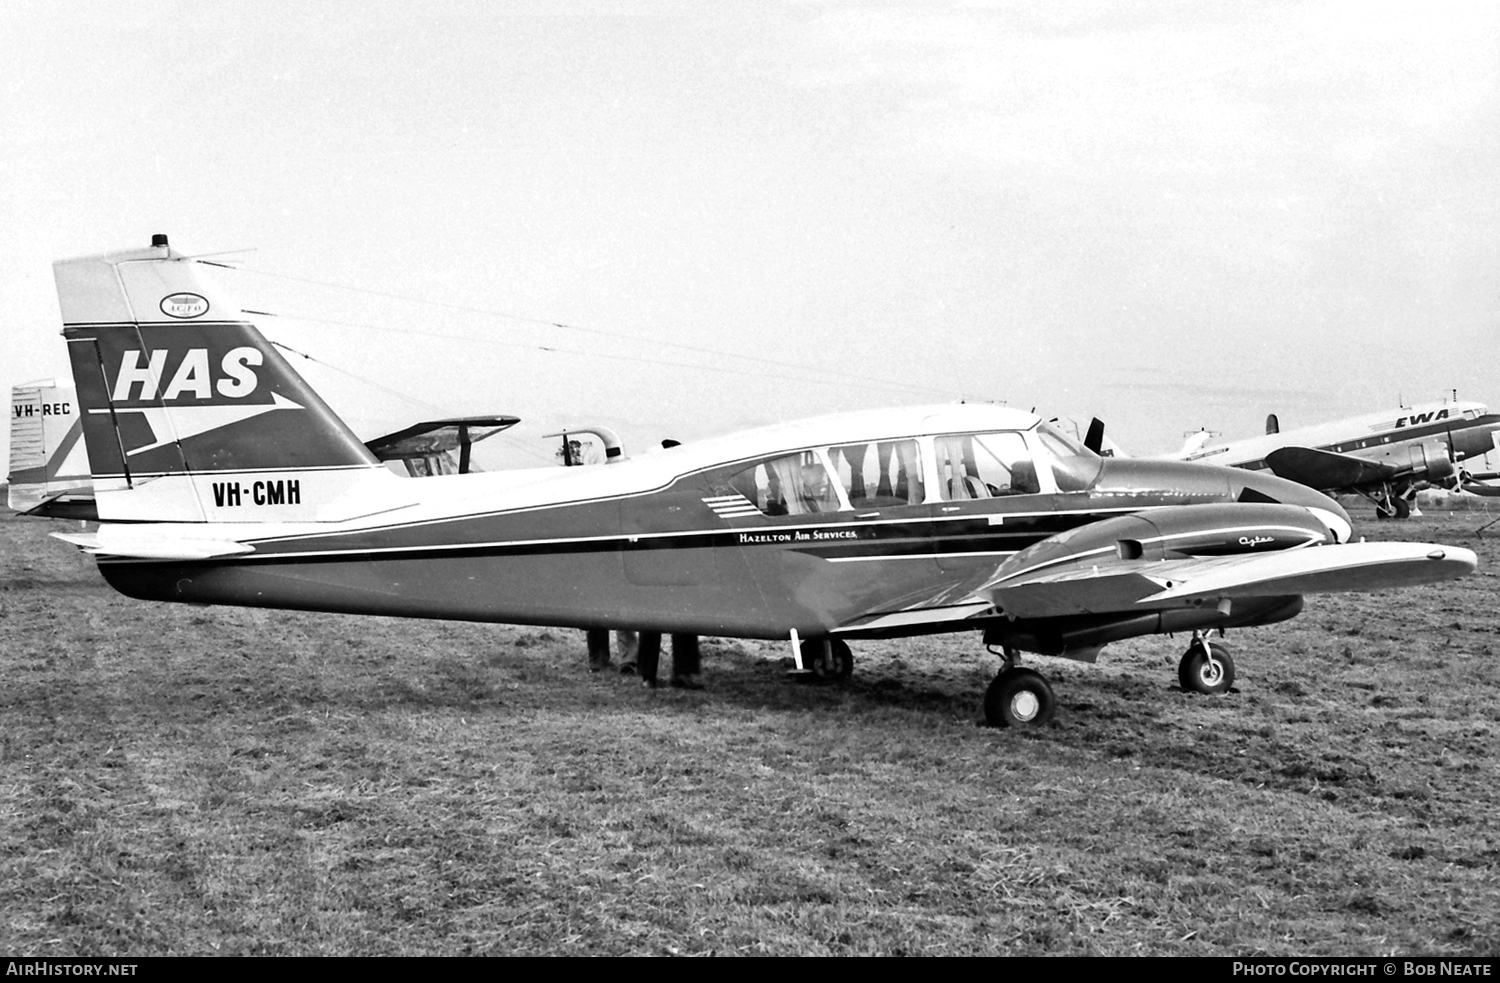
left=1, top=508, right=1497, bottom=955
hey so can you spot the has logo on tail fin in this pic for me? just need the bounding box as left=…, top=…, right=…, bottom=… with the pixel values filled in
left=110, top=343, right=264, bottom=402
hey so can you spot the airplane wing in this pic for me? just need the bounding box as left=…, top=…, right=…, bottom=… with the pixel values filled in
left=1264, top=445, right=1397, bottom=489
left=978, top=542, right=1476, bottom=620
left=833, top=601, right=998, bottom=635
left=52, top=530, right=254, bottom=560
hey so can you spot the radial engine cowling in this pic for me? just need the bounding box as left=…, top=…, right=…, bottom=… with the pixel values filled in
left=1416, top=441, right=1455, bottom=482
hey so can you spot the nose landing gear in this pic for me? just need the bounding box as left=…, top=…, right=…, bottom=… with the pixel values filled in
left=1178, top=633, right=1235, bottom=694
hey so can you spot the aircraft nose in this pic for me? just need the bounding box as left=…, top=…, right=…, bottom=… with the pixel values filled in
left=1457, top=416, right=1500, bottom=459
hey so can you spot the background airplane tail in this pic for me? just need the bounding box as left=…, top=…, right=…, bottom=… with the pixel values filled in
left=7, top=382, right=96, bottom=518
left=56, top=235, right=387, bottom=522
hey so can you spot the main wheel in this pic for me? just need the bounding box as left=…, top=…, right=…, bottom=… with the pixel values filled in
left=801, top=638, right=854, bottom=682
left=1178, top=640, right=1235, bottom=695
left=1375, top=496, right=1407, bottom=520
left=984, top=668, right=1056, bottom=729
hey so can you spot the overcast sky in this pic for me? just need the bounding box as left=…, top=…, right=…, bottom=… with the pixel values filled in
left=2, top=0, right=1496, bottom=469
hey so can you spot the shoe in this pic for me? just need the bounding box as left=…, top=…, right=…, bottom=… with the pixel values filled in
left=670, top=674, right=704, bottom=690
left=619, top=662, right=637, bottom=676
left=642, top=678, right=659, bottom=689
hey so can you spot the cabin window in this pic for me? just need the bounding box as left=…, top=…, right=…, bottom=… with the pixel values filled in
left=727, top=451, right=843, bottom=516
left=934, top=432, right=1039, bottom=500
left=404, top=454, right=456, bottom=477
left=828, top=439, right=924, bottom=508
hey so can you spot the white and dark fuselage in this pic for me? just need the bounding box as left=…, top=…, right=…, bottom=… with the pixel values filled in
left=89, top=404, right=1349, bottom=652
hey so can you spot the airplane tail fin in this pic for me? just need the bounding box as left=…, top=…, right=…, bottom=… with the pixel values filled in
left=56, top=235, right=387, bottom=523
left=7, top=382, right=97, bottom=518
left=1266, top=413, right=1280, bottom=435
left=1176, top=430, right=1214, bottom=458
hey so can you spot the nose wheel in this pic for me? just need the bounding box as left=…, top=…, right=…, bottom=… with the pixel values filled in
left=1178, top=635, right=1235, bottom=694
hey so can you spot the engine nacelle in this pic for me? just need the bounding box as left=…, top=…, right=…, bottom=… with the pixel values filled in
left=980, top=503, right=1331, bottom=661
left=983, top=596, right=1304, bottom=661
left=1415, top=440, right=1454, bottom=482
left=989, top=502, right=1341, bottom=588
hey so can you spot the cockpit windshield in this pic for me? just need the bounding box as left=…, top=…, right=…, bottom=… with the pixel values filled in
left=1034, top=422, right=1104, bottom=492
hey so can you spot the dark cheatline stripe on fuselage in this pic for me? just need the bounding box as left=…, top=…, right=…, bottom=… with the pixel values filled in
left=1236, top=416, right=1500, bottom=470
left=95, top=510, right=1108, bottom=569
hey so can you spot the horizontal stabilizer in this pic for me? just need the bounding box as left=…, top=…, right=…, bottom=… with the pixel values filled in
left=52, top=530, right=255, bottom=560
left=1265, top=445, right=1396, bottom=490
left=1180, top=430, right=1214, bottom=456
left=16, top=495, right=98, bottom=521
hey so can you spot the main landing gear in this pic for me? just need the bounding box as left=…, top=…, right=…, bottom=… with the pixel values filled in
left=1178, top=632, right=1235, bottom=695
left=984, top=648, right=1057, bottom=729
left=1369, top=484, right=1412, bottom=520
left=798, top=637, right=854, bottom=682
left=1375, top=496, right=1411, bottom=520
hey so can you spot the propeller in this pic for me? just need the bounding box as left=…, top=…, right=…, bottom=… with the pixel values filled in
left=1438, top=468, right=1500, bottom=497
left=1083, top=418, right=1106, bottom=455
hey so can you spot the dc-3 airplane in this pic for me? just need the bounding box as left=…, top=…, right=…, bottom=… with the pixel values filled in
left=41, top=237, right=1480, bottom=728
left=1170, top=401, right=1500, bottom=519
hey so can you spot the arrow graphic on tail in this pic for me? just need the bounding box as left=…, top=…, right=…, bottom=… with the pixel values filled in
left=91, top=392, right=305, bottom=456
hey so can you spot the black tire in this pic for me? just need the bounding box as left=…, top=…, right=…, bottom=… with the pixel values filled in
left=984, top=668, right=1056, bottom=728
left=1376, top=497, right=1402, bottom=520
left=1178, top=640, right=1235, bottom=695
left=801, top=638, right=854, bottom=682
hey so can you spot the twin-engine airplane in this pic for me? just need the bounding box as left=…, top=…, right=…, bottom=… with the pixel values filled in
left=43, top=237, right=1478, bottom=728
left=1174, top=401, right=1500, bottom=519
